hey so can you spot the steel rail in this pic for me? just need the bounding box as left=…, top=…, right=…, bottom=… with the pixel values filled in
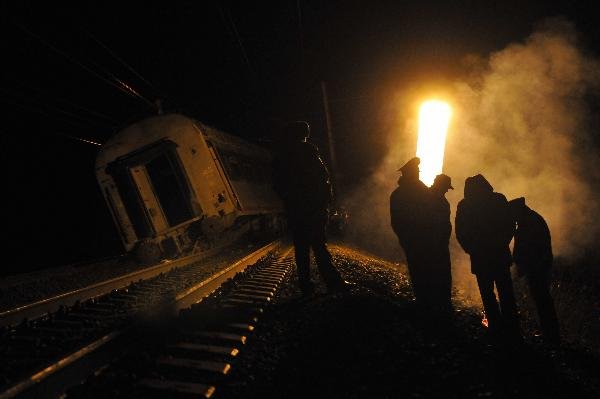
left=0, top=243, right=274, bottom=328
left=0, top=240, right=281, bottom=399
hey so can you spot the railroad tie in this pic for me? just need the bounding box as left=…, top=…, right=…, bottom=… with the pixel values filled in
left=229, top=293, right=271, bottom=302
left=236, top=283, right=279, bottom=291
left=227, top=323, right=255, bottom=332
left=138, top=378, right=216, bottom=398
left=168, top=342, right=240, bottom=357
left=234, top=288, right=274, bottom=297
left=157, top=356, right=231, bottom=375
left=180, top=330, right=248, bottom=345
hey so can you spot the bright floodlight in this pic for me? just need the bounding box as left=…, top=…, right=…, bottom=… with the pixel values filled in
left=416, top=100, right=452, bottom=186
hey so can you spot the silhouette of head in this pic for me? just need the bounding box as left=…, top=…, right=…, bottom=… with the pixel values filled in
left=432, top=174, right=454, bottom=194
left=464, top=174, right=493, bottom=199
left=508, top=197, right=526, bottom=221
left=398, top=157, right=420, bottom=180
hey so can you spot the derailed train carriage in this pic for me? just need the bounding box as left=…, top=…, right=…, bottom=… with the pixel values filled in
left=96, top=114, right=283, bottom=263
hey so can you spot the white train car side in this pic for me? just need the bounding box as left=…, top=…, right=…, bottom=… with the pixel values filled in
left=95, top=114, right=283, bottom=263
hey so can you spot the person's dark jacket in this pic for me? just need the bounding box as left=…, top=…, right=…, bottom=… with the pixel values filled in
left=430, top=193, right=452, bottom=249
left=455, top=175, right=515, bottom=275
left=272, top=140, right=332, bottom=223
left=390, top=176, right=430, bottom=257
left=513, top=206, right=552, bottom=277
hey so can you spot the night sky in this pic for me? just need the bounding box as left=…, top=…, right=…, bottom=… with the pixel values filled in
left=2, top=1, right=599, bottom=274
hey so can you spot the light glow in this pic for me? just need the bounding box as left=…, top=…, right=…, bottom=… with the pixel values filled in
left=416, top=100, right=452, bottom=186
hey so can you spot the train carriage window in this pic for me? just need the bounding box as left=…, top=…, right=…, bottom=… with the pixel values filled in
left=217, top=148, right=271, bottom=184
left=145, top=152, right=195, bottom=227
left=218, top=150, right=242, bottom=181
left=228, top=156, right=242, bottom=181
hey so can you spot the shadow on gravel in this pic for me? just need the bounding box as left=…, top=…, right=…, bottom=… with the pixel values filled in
left=220, top=248, right=599, bottom=399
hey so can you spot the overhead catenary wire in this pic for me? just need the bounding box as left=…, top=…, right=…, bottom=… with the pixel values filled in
left=216, top=3, right=255, bottom=78
left=63, top=134, right=102, bottom=146
left=0, top=87, right=113, bottom=128
left=11, top=19, right=157, bottom=111
left=80, top=27, right=165, bottom=99
left=84, top=56, right=150, bottom=103
left=296, top=0, right=305, bottom=66
left=11, top=79, right=118, bottom=124
left=0, top=97, right=104, bottom=146
left=1, top=95, right=94, bottom=130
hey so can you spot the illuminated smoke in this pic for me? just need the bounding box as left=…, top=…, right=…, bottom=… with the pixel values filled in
left=343, top=18, right=600, bottom=303
left=448, top=18, right=600, bottom=258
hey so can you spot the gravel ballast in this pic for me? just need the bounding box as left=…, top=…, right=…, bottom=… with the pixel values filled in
left=0, top=241, right=264, bottom=313
left=219, top=245, right=600, bottom=399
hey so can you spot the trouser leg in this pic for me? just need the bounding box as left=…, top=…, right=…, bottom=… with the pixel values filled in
left=310, top=220, right=344, bottom=289
left=495, top=269, right=520, bottom=333
left=443, top=260, right=453, bottom=305
left=476, top=273, right=501, bottom=331
left=420, top=261, right=438, bottom=309
left=432, top=250, right=452, bottom=309
left=527, top=273, right=560, bottom=340
left=292, top=229, right=312, bottom=292
left=406, top=254, right=424, bottom=304
left=438, top=259, right=453, bottom=310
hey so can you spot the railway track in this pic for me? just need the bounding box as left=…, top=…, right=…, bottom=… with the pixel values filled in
left=0, top=241, right=289, bottom=398
left=65, top=246, right=295, bottom=398
left=0, top=244, right=243, bottom=329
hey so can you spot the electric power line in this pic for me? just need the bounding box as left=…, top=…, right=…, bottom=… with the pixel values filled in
left=63, top=134, right=102, bottom=146
left=80, top=27, right=165, bottom=99
left=0, top=87, right=112, bottom=127
left=11, top=19, right=157, bottom=110
left=216, top=3, right=255, bottom=77
left=1, top=95, right=90, bottom=129
left=296, top=0, right=305, bottom=64
left=11, top=79, right=118, bottom=124
left=0, top=96, right=104, bottom=145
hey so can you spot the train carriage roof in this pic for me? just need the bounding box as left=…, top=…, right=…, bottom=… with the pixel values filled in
left=196, top=122, right=270, bottom=160
left=96, top=114, right=270, bottom=169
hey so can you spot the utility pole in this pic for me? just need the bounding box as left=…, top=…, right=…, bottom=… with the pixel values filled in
left=320, top=81, right=337, bottom=200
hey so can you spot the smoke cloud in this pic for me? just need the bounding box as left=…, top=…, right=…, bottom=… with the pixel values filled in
left=343, top=18, right=600, bottom=302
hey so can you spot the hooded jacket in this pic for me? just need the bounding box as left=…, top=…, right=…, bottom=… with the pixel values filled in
left=455, top=175, right=515, bottom=274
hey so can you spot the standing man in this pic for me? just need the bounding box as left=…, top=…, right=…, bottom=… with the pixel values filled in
left=272, top=121, right=346, bottom=295
left=509, top=197, right=560, bottom=344
left=455, top=174, right=519, bottom=339
left=390, top=157, right=431, bottom=306
left=429, top=174, right=454, bottom=310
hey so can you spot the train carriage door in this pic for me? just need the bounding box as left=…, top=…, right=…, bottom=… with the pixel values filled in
left=144, top=151, right=195, bottom=227
left=129, top=165, right=169, bottom=233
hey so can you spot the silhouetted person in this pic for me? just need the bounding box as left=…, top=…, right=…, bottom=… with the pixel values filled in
left=429, top=174, right=454, bottom=310
left=390, top=157, right=431, bottom=306
left=272, top=121, right=346, bottom=295
left=509, top=197, right=560, bottom=344
left=455, top=174, right=519, bottom=338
